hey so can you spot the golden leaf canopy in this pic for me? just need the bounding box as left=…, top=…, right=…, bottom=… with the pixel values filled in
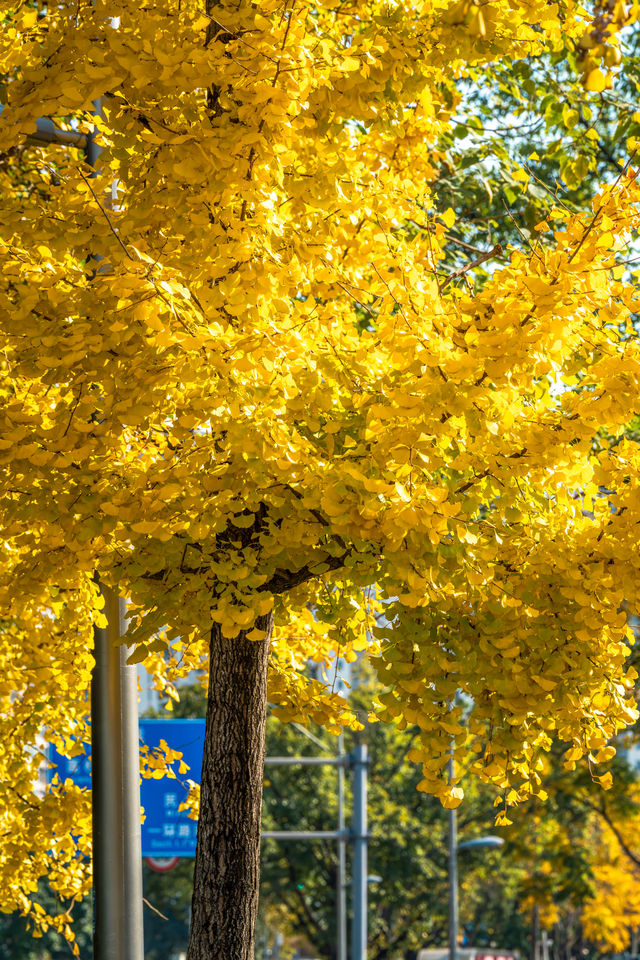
left=1, top=0, right=640, bottom=932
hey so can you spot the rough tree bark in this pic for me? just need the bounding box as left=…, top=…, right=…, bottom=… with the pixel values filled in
left=186, top=612, right=273, bottom=960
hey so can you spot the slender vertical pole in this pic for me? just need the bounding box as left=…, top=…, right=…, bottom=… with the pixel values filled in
left=92, top=585, right=126, bottom=960
left=351, top=743, right=368, bottom=960
left=531, top=905, right=540, bottom=960
left=91, top=588, right=144, bottom=960
left=273, top=931, right=283, bottom=960
left=121, top=614, right=144, bottom=960
left=448, top=749, right=459, bottom=960
left=84, top=106, right=102, bottom=168
left=337, top=735, right=347, bottom=960
left=87, top=102, right=144, bottom=960
left=541, top=930, right=551, bottom=960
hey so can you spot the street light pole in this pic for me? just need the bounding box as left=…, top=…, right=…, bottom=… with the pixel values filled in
left=263, top=745, right=367, bottom=960
left=26, top=117, right=87, bottom=149
left=11, top=103, right=145, bottom=960
left=120, top=620, right=145, bottom=960
left=448, top=738, right=505, bottom=960
left=351, top=743, right=369, bottom=960
left=91, top=586, right=126, bottom=960
left=337, top=733, right=348, bottom=960
left=85, top=104, right=144, bottom=960
left=91, top=584, right=144, bottom=960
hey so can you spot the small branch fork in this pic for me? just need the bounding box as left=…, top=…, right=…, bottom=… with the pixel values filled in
left=438, top=243, right=504, bottom=293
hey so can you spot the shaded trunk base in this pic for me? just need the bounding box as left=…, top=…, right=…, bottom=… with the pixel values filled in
left=186, top=613, right=272, bottom=960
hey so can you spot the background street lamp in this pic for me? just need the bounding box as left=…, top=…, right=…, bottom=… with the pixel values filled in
left=448, top=784, right=505, bottom=960
left=457, top=837, right=505, bottom=852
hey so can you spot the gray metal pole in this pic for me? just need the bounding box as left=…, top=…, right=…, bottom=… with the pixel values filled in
left=92, top=585, right=126, bottom=960
left=448, top=751, right=458, bottom=960
left=264, top=756, right=348, bottom=767
left=274, top=931, right=283, bottom=960
left=91, top=587, right=144, bottom=960
left=84, top=105, right=102, bottom=168
left=541, top=930, right=552, bottom=960
left=337, top=734, right=347, bottom=960
left=351, top=743, right=368, bottom=960
left=120, top=618, right=144, bottom=960
left=263, top=830, right=348, bottom=841
left=88, top=104, right=144, bottom=960
left=0, top=106, right=87, bottom=148
left=27, top=117, right=88, bottom=148
left=7, top=96, right=143, bottom=960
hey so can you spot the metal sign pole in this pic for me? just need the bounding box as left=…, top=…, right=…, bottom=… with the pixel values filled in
left=263, top=748, right=369, bottom=960
left=120, top=616, right=144, bottom=960
left=60, top=719, right=366, bottom=958
left=4, top=106, right=144, bottom=960
left=91, top=586, right=144, bottom=960
left=91, top=586, right=126, bottom=960
left=351, top=743, right=368, bottom=960
left=85, top=108, right=144, bottom=960
left=337, top=734, right=347, bottom=960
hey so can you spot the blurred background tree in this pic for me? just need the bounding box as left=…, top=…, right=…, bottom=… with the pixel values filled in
left=1, top=666, right=638, bottom=960
left=132, top=669, right=640, bottom=960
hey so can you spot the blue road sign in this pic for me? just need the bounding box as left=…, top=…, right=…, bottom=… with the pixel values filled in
left=49, top=718, right=206, bottom=857
left=138, top=719, right=204, bottom=857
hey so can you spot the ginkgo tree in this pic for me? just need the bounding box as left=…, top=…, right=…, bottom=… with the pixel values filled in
left=2, top=0, right=640, bottom=958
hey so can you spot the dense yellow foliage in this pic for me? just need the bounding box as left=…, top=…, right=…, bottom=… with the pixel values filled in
left=2, top=0, right=640, bottom=939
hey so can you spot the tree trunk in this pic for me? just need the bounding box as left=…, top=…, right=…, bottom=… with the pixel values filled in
left=186, top=612, right=273, bottom=960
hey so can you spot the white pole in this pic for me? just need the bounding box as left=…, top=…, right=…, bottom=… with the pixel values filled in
left=351, top=743, right=368, bottom=960
left=337, top=734, right=347, bottom=960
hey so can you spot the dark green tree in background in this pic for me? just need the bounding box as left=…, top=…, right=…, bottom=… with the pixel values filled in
left=2, top=670, right=638, bottom=960
left=0, top=881, right=93, bottom=960
left=133, top=677, right=527, bottom=960
left=259, top=708, right=520, bottom=960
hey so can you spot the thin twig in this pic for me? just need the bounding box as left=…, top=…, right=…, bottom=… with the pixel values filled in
left=77, top=168, right=135, bottom=261
left=439, top=243, right=503, bottom=292
left=502, top=201, right=543, bottom=261
left=143, top=897, right=170, bottom=921
left=62, top=384, right=83, bottom=437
